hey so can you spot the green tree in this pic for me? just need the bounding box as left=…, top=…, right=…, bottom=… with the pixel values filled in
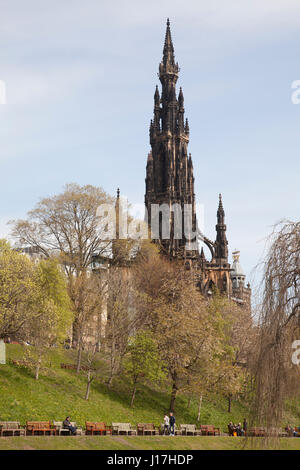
left=0, top=239, right=35, bottom=340
left=10, top=183, right=114, bottom=369
left=24, top=258, right=73, bottom=379
left=123, top=330, right=166, bottom=407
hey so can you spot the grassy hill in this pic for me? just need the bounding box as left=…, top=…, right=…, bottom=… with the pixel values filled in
left=1, top=435, right=300, bottom=450
left=0, top=344, right=249, bottom=432
left=1, top=344, right=300, bottom=450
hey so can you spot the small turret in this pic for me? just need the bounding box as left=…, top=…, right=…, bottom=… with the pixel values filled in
left=178, top=87, right=184, bottom=107
left=215, top=194, right=228, bottom=262
left=154, top=85, right=160, bottom=106
left=231, top=250, right=246, bottom=288
left=185, top=118, right=189, bottom=135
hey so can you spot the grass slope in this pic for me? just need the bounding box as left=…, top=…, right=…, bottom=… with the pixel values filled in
left=0, top=344, right=249, bottom=433
left=1, top=436, right=300, bottom=450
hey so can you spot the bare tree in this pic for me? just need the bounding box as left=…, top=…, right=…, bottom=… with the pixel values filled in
left=250, top=220, right=300, bottom=435
left=10, top=183, right=113, bottom=368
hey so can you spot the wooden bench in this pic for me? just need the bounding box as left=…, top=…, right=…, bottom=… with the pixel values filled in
left=0, top=421, right=25, bottom=437
left=26, top=421, right=56, bottom=436
left=53, top=421, right=83, bottom=436
left=137, top=423, right=158, bottom=436
left=85, top=421, right=111, bottom=435
left=174, top=424, right=190, bottom=435
left=200, top=424, right=220, bottom=436
left=249, top=427, right=266, bottom=437
left=184, top=424, right=201, bottom=436
left=112, top=423, right=137, bottom=435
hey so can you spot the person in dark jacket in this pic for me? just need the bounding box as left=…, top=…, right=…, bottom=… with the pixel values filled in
left=243, top=418, right=248, bottom=436
left=63, top=416, right=77, bottom=435
left=169, top=412, right=176, bottom=436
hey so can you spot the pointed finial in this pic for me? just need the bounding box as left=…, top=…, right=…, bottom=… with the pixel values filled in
left=185, top=118, right=189, bottom=134
left=178, top=87, right=184, bottom=107
left=117, top=188, right=120, bottom=199
left=163, top=18, right=175, bottom=66
left=217, top=193, right=225, bottom=222
left=154, top=85, right=160, bottom=105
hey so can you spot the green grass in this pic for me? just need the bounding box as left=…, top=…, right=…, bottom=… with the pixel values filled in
left=1, top=343, right=300, bottom=451
left=0, top=344, right=249, bottom=433
left=0, top=436, right=300, bottom=450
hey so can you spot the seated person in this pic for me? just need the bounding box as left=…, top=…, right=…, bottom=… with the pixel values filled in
left=236, top=423, right=245, bottom=436
left=63, top=416, right=77, bottom=435
left=285, top=424, right=294, bottom=437
left=228, top=422, right=235, bottom=436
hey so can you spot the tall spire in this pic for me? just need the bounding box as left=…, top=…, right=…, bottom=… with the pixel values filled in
left=163, top=18, right=175, bottom=66
left=217, top=193, right=225, bottom=224
left=159, top=19, right=179, bottom=81
left=215, top=193, right=228, bottom=261
left=145, top=19, right=196, bottom=258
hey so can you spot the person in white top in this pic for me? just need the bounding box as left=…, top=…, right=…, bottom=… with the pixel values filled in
left=163, top=414, right=169, bottom=435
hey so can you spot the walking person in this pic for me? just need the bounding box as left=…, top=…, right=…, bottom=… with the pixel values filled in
left=169, top=412, right=176, bottom=436
left=163, top=413, right=169, bottom=435
left=243, top=418, right=248, bottom=436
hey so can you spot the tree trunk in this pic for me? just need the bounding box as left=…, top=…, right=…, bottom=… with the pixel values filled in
left=35, top=356, right=42, bottom=380
left=76, top=344, right=82, bottom=373
left=130, top=383, right=137, bottom=407
left=71, top=318, right=80, bottom=349
left=85, top=371, right=92, bottom=400
left=169, top=380, right=178, bottom=412
left=228, top=394, right=232, bottom=413
left=197, top=394, right=203, bottom=422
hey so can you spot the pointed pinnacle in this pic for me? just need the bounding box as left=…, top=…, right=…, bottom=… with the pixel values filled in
left=163, top=18, right=175, bottom=65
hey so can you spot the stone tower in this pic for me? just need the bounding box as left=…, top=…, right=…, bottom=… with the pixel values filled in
left=145, top=19, right=196, bottom=259
left=144, top=19, right=251, bottom=307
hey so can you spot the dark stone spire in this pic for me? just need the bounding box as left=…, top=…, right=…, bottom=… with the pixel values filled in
left=178, top=87, right=184, bottom=107
left=145, top=19, right=196, bottom=258
left=162, top=18, right=175, bottom=66
left=215, top=193, right=228, bottom=261
left=154, top=85, right=160, bottom=106
left=217, top=193, right=225, bottom=224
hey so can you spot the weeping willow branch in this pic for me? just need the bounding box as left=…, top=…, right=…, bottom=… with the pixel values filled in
left=250, top=220, right=300, bottom=436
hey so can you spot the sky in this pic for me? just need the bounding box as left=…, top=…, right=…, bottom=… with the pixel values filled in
left=0, top=0, right=300, bottom=289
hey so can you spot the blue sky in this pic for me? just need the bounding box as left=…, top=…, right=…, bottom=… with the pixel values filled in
left=1, top=0, right=300, bottom=287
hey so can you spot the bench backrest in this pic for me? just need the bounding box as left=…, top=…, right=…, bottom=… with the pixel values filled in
left=186, top=424, right=196, bottom=432
left=143, top=423, right=155, bottom=430
left=93, top=422, right=106, bottom=431
left=26, top=421, right=51, bottom=429
left=114, top=423, right=132, bottom=431
left=86, top=421, right=106, bottom=431
left=206, top=425, right=215, bottom=432
left=0, top=421, right=21, bottom=430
